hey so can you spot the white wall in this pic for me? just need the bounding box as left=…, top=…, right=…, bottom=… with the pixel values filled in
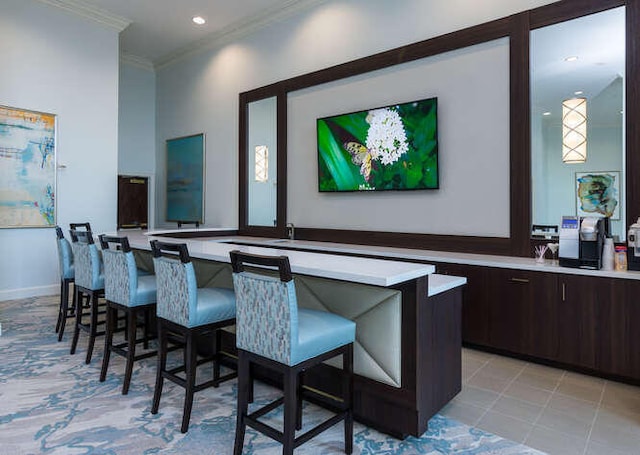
left=0, top=0, right=119, bottom=300
left=118, top=62, right=156, bottom=228
left=155, top=0, right=558, bottom=231
left=289, top=40, right=510, bottom=236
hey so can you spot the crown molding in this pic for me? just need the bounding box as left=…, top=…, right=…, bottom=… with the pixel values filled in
left=120, top=53, right=155, bottom=72
left=36, top=0, right=130, bottom=31
left=155, top=0, right=327, bottom=69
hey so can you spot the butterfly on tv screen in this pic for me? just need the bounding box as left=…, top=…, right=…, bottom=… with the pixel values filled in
left=344, top=141, right=372, bottom=181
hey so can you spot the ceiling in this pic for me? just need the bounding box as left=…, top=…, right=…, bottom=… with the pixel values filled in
left=39, top=0, right=319, bottom=66
left=39, top=1, right=625, bottom=111
left=531, top=6, right=625, bottom=121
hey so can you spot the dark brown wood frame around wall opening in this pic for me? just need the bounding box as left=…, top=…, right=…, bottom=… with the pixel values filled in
left=239, top=0, right=638, bottom=257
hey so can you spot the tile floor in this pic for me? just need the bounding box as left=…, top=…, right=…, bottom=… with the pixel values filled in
left=439, top=348, right=640, bottom=455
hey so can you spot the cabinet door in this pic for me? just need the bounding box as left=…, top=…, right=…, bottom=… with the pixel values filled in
left=489, top=269, right=558, bottom=359
left=556, top=274, right=599, bottom=369
left=598, top=278, right=640, bottom=380
left=435, top=263, right=491, bottom=346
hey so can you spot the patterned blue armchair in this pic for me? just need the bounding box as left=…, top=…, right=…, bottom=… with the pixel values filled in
left=69, top=229, right=105, bottom=364
left=55, top=226, right=75, bottom=341
left=150, top=240, right=236, bottom=433
left=99, top=234, right=157, bottom=395
left=230, top=250, right=355, bottom=455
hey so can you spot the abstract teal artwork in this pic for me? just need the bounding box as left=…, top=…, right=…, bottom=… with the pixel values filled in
left=0, top=105, right=56, bottom=228
left=576, top=171, right=620, bottom=220
left=166, top=133, right=204, bottom=224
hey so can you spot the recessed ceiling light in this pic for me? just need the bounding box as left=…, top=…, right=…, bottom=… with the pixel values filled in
left=574, top=90, right=583, bottom=95
left=192, top=16, right=206, bottom=25
left=565, top=56, right=578, bottom=62
left=542, top=112, right=551, bottom=116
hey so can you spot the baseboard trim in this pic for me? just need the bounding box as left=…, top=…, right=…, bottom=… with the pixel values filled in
left=0, top=284, right=58, bottom=302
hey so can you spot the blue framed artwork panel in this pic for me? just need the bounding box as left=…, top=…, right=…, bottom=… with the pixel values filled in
left=166, top=133, right=205, bottom=224
left=0, top=105, right=56, bottom=228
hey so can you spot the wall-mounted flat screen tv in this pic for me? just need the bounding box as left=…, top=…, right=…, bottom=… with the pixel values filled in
left=317, top=97, right=438, bottom=192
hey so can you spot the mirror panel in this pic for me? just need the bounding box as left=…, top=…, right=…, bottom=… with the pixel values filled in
left=247, top=96, right=278, bottom=226
left=531, top=7, right=625, bottom=241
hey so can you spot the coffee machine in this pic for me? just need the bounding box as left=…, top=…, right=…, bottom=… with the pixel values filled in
left=627, top=218, right=640, bottom=271
left=559, top=216, right=607, bottom=269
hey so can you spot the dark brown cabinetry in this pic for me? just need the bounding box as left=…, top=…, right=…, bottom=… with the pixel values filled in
left=555, top=274, right=599, bottom=370
left=489, top=269, right=557, bottom=361
left=597, top=278, right=640, bottom=380
left=435, top=263, right=490, bottom=346
left=437, top=262, right=640, bottom=383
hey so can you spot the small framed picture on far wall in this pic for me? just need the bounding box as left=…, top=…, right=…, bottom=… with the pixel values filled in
left=576, top=171, right=620, bottom=220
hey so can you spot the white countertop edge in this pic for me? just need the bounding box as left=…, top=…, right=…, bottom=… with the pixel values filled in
left=428, top=274, right=467, bottom=296
left=144, top=227, right=236, bottom=236
left=134, top=230, right=640, bottom=281
left=212, top=237, right=640, bottom=281
left=133, top=233, right=434, bottom=287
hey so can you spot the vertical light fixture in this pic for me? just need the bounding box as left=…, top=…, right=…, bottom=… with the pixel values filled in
left=562, top=97, right=587, bottom=163
left=254, top=145, right=268, bottom=182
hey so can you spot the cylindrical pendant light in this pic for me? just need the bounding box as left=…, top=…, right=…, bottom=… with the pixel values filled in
left=562, top=97, right=587, bottom=163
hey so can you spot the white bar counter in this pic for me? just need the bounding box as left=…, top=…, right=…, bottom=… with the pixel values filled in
left=126, top=231, right=435, bottom=287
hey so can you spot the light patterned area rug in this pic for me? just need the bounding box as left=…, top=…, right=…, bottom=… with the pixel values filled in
left=0, top=296, right=545, bottom=455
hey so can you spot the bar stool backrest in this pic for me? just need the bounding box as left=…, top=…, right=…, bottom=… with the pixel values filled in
left=99, top=235, right=138, bottom=306
left=70, top=229, right=103, bottom=290
left=69, top=222, right=92, bottom=232
left=150, top=240, right=197, bottom=327
left=229, top=250, right=298, bottom=365
left=55, top=226, right=74, bottom=280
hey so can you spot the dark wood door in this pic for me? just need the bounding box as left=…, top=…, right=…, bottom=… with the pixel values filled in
left=118, top=175, right=148, bottom=229
left=435, top=263, right=491, bottom=346
left=598, top=278, right=640, bottom=380
left=556, top=274, right=599, bottom=370
left=488, top=269, right=558, bottom=360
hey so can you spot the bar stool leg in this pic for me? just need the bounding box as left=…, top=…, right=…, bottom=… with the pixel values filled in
left=123, top=307, right=138, bottom=395
left=283, top=368, right=297, bottom=455
left=58, top=280, right=76, bottom=342
left=85, top=292, right=99, bottom=364
left=55, top=280, right=65, bottom=334
left=213, top=329, right=221, bottom=384
left=181, top=331, right=197, bottom=433
left=151, top=322, right=167, bottom=415
left=70, top=287, right=83, bottom=355
left=233, top=352, right=250, bottom=455
left=143, top=309, right=150, bottom=349
left=344, top=345, right=354, bottom=455
left=100, top=304, right=115, bottom=382
left=296, top=374, right=303, bottom=431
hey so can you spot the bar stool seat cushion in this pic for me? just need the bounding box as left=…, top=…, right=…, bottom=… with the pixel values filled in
left=131, top=275, right=157, bottom=306
left=295, top=308, right=355, bottom=366
left=137, top=268, right=152, bottom=277
left=102, top=250, right=155, bottom=307
left=65, top=264, right=75, bottom=280
left=192, top=288, right=236, bottom=328
left=233, top=272, right=355, bottom=366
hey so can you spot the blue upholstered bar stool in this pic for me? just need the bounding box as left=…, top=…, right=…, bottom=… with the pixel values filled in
left=54, top=226, right=75, bottom=341
left=99, top=234, right=157, bottom=395
left=69, top=229, right=106, bottom=364
left=230, top=250, right=355, bottom=455
left=150, top=240, right=237, bottom=433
